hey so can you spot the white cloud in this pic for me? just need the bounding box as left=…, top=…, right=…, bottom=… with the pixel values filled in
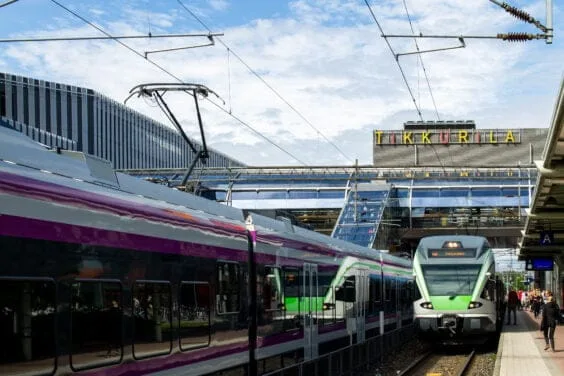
left=208, top=0, right=230, bottom=11
left=89, top=8, right=105, bottom=17
left=1, top=0, right=562, bottom=166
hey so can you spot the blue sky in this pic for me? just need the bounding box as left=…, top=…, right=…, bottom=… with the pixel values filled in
left=0, top=0, right=562, bottom=166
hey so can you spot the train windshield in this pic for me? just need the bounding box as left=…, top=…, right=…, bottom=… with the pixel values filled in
left=421, top=264, right=481, bottom=296
left=283, top=271, right=334, bottom=297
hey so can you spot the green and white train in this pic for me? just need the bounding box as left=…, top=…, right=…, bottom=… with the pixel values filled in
left=413, top=235, right=505, bottom=343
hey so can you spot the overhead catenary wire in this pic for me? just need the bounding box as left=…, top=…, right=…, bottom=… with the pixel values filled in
left=402, top=0, right=440, bottom=121
left=0, top=0, right=18, bottom=9
left=0, top=32, right=223, bottom=43
left=47, top=0, right=307, bottom=166
left=363, top=0, right=423, bottom=121
left=364, top=0, right=448, bottom=173
left=381, top=33, right=547, bottom=41
left=177, top=0, right=354, bottom=164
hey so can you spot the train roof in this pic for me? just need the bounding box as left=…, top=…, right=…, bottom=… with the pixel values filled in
left=0, top=127, right=409, bottom=265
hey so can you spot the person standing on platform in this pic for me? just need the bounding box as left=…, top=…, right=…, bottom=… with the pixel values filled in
left=533, top=294, right=542, bottom=318
left=541, top=291, right=560, bottom=352
left=517, top=290, right=523, bottom=310
left=507, top=288, right=519, bottom=325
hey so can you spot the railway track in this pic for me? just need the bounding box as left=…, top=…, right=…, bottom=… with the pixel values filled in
left=399, top=348, right=476, bottom=376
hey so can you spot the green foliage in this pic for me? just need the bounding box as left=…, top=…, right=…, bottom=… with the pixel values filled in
left=497, top=271, right=526, bottom=291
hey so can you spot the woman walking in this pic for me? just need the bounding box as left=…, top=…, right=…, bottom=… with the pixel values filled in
left=541, top=291, right=560, bottom=352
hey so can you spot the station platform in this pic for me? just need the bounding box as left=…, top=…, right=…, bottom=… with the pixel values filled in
left=495, top=309, right=564, bottom=376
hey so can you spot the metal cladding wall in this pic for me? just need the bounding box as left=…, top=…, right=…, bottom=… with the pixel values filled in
left=373, top=128, right=548, bottom=167
left=0, top=72, right=245, bottom=170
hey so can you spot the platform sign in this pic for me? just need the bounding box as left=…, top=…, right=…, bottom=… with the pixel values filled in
left=525, top=258, right=553, bottom=271
left=539, top=231, right=554, bottom=246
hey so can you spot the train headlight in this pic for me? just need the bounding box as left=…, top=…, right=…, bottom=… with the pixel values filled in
left=323, top=303, right=335, bottom=310
left=468, top=302, right=483, bottom=309
left=420, top=302, right=433, bottom=309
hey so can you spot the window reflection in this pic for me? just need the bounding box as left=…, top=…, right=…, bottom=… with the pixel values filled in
left=0, top=279, right=56, bottom=376
left=422, top=265, right=481, bottom=296
left=179, top=282, right=210, bottom=351
left=216, top=263, right=240, bottom=314
left=70, top=280, right=122, bottom=370
left=132, top=282, right=172, bottom=359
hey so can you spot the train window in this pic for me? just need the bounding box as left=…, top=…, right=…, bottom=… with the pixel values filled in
left=369, top=276, right=382, bottom=315
left=321, top=285, right=337, bottom=325
left=70, top=279, right=122, bottom=371
left=257, top=266, right=286, bottom=333
left=216, top=263, right=240, bottom=314
left=481, top=268, right=496, bottom=301
left=179, top=282, right=211, bottom=351
left=414, top=281, right=423, bottom=301
left=401, top=281, right=412, bottom=309
left=384, top=278, right=392, bottom=302
left=132, top=281, right=172, bottom=359
left=336, top=276, right=356, bottom=302
left=481, top=280, right=496, bottom=301
left=282, top=268, right=301, bottom=330
left=0, top=278, right=56, bottom=376
left=259, top=266, right=282, bottom=312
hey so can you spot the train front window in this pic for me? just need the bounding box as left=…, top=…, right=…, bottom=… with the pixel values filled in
left=421, top=265, right=481, bottom=296
left=283, top=270, right=300, bottom=297
left=283, top=270, right=333, bottom=297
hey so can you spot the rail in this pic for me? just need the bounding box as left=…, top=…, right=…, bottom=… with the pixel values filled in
left=399, top=347, right=476, bottom=376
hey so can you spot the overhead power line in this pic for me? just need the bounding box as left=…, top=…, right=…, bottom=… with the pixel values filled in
left=401, top=0, right=450, bottom=169
left=402, top=0, right=440, bottom=121
left=363, top=0, right=423, bottom=121
left=383, top=0, right=553, bottom=44
left=381, top=33, right=547, bottom=41
left=177, top=0, right=354, bottom=164
left=0, top=0, right=18, bottom=9
left=48, top=0, right=307, bottom=166
left=364, top=0, right=449, bottom=172
left=0, top=32, right=223, bottom=43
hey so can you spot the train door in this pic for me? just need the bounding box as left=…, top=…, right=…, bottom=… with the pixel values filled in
left=356, top=270, right=369, bottom=343
left=303, top=263, right=318, bottom=360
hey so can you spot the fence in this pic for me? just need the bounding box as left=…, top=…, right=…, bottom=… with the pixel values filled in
left=262, top=324, right=415, bottom=376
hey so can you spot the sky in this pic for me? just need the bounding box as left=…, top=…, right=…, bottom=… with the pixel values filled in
left=0, top=0, right=562, bottom=166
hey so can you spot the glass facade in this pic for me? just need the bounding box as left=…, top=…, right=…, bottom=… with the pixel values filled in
left=332, top=187, right=391, bottom=247
left=0, top=72, right=245, bottom=170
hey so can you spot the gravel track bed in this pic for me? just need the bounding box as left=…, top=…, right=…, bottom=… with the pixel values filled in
left=403, top=352, right=470, bottom=376
left=464, top=351, right=497, bottom=376
left=363, top=338, right=498, bottom=376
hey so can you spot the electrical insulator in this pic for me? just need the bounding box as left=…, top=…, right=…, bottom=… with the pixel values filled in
left=502, top=2, right=533, bottom=23
left=497, top=32, right=534, bottom=42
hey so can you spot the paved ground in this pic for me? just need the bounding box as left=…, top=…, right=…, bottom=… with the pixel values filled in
left=496, top=308, right=564, bottom=376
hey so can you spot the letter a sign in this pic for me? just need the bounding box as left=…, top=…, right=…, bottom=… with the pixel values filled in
left=539, top=231, right=554, bottom=246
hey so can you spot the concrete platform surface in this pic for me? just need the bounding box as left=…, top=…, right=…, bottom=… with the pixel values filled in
left=495, top=309, right=564, bottom=376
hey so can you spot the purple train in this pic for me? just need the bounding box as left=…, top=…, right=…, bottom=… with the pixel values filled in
left=0, top=126, right=413, bottom=376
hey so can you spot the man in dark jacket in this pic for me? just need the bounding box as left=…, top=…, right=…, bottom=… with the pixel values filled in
left=507, top=288, right=519, bottom=325
left=541, top=292, right=560, bottom=352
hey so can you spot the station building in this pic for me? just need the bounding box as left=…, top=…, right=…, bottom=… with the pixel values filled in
left=0, top=72, right=245, bottom=170
left=2, top=71, right=558, bottom=298
left=125, top=121, right=547, bottom=257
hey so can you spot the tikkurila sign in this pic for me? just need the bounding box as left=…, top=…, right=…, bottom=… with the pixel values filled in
left=374, top=129, right=520, bottom=145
